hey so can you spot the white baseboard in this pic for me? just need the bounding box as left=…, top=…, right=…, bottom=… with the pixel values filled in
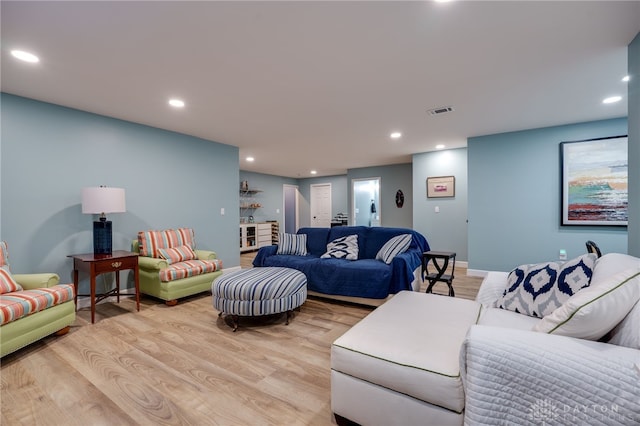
left=221, top=266, right=242, bottom=274
left=467, top=269, right=490, bottom=278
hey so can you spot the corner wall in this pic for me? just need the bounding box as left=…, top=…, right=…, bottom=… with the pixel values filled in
left=412, top=148, right=468, bottom=260
left=1, top=94, right=240, bottom=293
left=468, top=118, right=628, bottom=272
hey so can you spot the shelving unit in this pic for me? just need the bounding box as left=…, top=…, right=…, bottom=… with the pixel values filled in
left=239, top=189, right=262, bottom=217
left=240, top=223, right=275, bottom=252
left=269, top=221, right=280, bottom=244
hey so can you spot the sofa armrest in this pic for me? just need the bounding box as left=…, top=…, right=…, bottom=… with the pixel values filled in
left=253, top=245, right=278, bottom=267
left=195, top=249, right=217, bottom=260
left=13, top=273, right=60, bottom=289
left=475, top=271, right=509, bottom=306
left=461, top=325, right=640, bottom=425
left=137, top=255, right=169, bottom=271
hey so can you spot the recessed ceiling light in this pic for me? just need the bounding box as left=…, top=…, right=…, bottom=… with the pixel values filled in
left=435, top=144, right=446, bottom=150
left=390, top=132, right=402, bottom=139
left=168, top=99, right=185, bottom=108
left=246, top=157, right=255, bottom=162
left=11, top=50, right=39, bottom=63
left=310, top=170, right=317, bottom=175
left=622, top=75, right=630, bottom=82
left=602, top=96, right=622, bottom=104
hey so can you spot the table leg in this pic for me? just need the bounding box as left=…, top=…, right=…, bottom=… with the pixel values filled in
left=90, top=268, right=96, bottom=324
left=72, top=262, right=79, bottom=310
left=134, top=266, right=140, bottom=312
left=115, top=271, right=120, bottom=303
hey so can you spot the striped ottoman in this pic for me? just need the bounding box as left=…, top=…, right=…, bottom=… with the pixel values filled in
left=212, top=267, right=307, bottom=331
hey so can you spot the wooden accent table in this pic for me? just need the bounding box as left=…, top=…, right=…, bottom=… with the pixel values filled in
left=68, top=250, right=140, bottom=323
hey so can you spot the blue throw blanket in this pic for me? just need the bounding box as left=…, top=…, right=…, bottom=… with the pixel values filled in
left=253, top=226, right=429, bottom=299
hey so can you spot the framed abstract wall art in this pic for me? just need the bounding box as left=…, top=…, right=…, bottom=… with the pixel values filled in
left=560, top=135, right=628, bottom=226
left=427, top=176, right=455, bottom=198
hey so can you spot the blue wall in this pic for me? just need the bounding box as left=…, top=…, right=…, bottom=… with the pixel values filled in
left=628, top=32, right=639, bottom=256
left=1, top=94, right=240, bottom=294
left=468, top=118, right=628, bottom=272
left=413, top=148, right=468, bottom=261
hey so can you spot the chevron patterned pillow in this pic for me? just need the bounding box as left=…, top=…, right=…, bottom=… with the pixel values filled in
left=321, top=234, right=359, bottom=260
left=497, top=253, right=597, bottom=318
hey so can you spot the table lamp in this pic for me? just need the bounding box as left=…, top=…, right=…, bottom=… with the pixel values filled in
left=82, top=186, right=126, bottom=255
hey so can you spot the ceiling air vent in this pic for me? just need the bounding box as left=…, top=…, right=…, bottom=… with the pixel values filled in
left=427, top=106, right=454, bottom=116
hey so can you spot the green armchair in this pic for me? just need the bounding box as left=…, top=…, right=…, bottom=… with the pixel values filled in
left=132, top=228, right=224, bottom=305
left=1, top=242, right=76, bottom=357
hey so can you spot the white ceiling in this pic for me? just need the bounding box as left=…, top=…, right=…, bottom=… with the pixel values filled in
left=2, top=1, right=639, bottom=178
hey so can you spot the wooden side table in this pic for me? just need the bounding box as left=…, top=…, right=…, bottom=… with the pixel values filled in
left=422, top=251, right=456, bottom=297
left=68, top=250, right=140, bottom=323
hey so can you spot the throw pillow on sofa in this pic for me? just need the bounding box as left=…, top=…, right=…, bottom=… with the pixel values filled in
left=497, top=253, right=597, bottom=318
left=157, top=245, right=197, bottom=264
left=533, top=267, right=640, bottom=340
left=376, top=234, right=412, bottom=264
left=322, top=234, right=358, bottom=260
left=277, top=233, right=308, bottom=256
left=0, top=267, right=22, bottom=294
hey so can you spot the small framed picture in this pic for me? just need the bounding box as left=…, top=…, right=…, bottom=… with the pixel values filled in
left=427, top=176, right=455, bottom=198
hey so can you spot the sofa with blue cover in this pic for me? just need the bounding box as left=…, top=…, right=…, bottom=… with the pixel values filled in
left=252, top=226, right=429, bottom=305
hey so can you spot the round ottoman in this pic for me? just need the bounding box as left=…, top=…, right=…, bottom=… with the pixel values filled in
left=212, top=267, right=307, bottom=331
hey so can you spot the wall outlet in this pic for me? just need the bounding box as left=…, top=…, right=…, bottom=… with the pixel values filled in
left=435, top=206, right=440, bottom=213
left=559, top=249, right=567, bottom=260
left=276, top=208, right=280, bottom=214
left=220, top=207, right=225, bottom=216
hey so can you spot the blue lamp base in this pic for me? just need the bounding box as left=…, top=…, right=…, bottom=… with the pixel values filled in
left=93, top=219, right=112, bottom=255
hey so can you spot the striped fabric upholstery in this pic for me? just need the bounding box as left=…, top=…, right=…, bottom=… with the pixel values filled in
left=159, top=259, right=223, bottom=282
left=376, top=233, right=412, bottom=264
left=138, top=228, right=195, bottom=258
left=0, top=267, right=23, bottom=294
left=0, top=284, right=75, bottom=325
left=157, top=244, right=197, bottom=264
left=0, top=241, right=9, bottom=269
left=276, top=233, right=308, bottom=256
left=212, top=267, right=307, bottom=316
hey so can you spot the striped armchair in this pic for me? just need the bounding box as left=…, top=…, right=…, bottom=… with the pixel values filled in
left=132, top=228, right=223, bottom=305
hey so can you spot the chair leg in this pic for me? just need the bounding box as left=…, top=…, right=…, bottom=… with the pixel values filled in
left=55, top=326, right=71, bottom=336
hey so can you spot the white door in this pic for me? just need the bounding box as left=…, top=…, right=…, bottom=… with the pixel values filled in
left=310, top=183, right=332, bottom=227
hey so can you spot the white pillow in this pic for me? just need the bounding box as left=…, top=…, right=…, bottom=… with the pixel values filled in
left=321, top=234, right=358, bottom=260
left=375, top=234, right=412, bottom=264
left=606, top=299, right=640, bottom=349
left=533, top=267, right=640, bottom=340
left=276, top=233, right=308, bottom=256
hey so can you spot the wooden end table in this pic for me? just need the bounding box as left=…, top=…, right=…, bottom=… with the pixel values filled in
left=68, top=250, right=140, bottom=323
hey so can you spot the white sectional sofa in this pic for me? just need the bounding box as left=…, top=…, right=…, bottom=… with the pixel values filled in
left=331, top=253, right=640, bottom=425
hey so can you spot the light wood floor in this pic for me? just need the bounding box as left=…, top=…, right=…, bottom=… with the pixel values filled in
left=1, top=253, right=482, bottom=425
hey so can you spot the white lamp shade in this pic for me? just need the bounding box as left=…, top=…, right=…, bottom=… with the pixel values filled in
left=82, top=187, right=126, bottom=215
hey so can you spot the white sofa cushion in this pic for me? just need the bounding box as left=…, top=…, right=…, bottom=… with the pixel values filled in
left=331, top=292, right=481, bottom=413
left=533, top=267, right=640, bottom=340
left=478, top=306, right=541, bottom=330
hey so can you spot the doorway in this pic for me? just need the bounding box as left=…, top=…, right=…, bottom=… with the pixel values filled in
left=352, top=177, right=380, bottom=227
left=283, top=184, right=299, bottom=234
left=310, top=183, right=332, bottom=227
